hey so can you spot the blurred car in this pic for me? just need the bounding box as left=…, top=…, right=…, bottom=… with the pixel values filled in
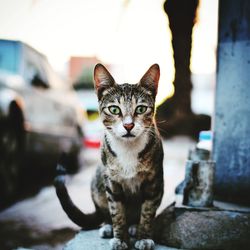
left=0, top=39, right=86, bottom=202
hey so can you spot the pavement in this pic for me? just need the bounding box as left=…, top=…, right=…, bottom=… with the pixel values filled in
left=64, top=230, right=180, bottom=250
left=0, top=136, right=195, bottom=250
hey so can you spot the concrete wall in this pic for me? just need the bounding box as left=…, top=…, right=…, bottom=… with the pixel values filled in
left=213, top=0, right=250, bottom=204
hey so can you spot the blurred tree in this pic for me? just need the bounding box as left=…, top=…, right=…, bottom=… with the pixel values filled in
left=156, top=0, right=211, bottom=139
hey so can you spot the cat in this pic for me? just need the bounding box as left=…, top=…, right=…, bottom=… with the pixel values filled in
left=54, top=64, right=164, bottom=250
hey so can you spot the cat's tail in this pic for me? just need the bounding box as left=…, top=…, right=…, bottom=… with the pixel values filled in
left=54, top=154, right=103, bottom=229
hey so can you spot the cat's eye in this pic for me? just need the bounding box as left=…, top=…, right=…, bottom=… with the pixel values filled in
left=108, top=106, right=121, bottom=115
left=135, top=105, right=147, bottom=114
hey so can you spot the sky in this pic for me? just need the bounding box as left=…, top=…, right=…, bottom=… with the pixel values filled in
left=0, top=0, right=218, bottom=104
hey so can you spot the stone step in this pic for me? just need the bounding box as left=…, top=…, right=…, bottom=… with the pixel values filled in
left=64, top=230, right=180, bottom=250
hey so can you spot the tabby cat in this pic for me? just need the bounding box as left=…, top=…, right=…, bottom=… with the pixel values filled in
left=55, top=64, right=164, bottom=250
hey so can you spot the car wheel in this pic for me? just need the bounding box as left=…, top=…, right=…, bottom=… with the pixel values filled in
left=0, top=103, right=24, bottom=202
left=67, top=126, right=83, bottom=174
left=66, top=149, right=80, bottom=174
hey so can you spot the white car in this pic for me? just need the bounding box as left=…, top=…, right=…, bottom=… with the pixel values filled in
left=0, top=39, right=86, bottom=204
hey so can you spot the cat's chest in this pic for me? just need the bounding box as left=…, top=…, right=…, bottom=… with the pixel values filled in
left=106, top=135, right=149, bottom=179
left=115, top=146, right=140, bottom=178
left=111, top=149, right=145, bottom=193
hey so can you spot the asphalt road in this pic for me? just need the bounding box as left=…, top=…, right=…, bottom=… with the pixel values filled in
left=0, top=137, right=195, bottom=250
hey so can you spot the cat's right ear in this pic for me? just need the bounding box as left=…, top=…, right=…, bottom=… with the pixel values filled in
left=94, top=64, right=115, bottom=99
left=139, top=64, right=160, bottom=98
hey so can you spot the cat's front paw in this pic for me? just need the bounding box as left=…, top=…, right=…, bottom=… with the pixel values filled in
left=109, top=238, right=128, bottom=250
left=99, top=224, right=113, bottom=238
left=134, top=239, right=155, bottom=250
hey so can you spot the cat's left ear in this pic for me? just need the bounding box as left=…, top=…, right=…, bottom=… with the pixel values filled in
left=139, top=64, right=160, bottom=97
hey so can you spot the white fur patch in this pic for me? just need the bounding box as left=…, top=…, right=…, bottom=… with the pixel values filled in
left=109, top=238, right=128, bottom=250
left=121, top=176, right=142, bottom=194
left=135, top=239, right=155, bottom=250
left=107, top=132, right=148, bottom=179
left=99, top=224, right=113, bottom=238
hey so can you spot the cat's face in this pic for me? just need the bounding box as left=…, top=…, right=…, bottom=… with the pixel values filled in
left=94, top=64, right=160, bottom=141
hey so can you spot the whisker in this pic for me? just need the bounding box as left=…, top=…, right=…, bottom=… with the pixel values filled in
left=156, top=119, right=168, bottom=124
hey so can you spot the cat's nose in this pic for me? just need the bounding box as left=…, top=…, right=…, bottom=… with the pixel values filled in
left=123, top=122, right=134, bottom=132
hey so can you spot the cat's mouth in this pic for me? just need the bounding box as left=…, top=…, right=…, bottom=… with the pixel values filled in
left=122, top=133, right=136, bottom=138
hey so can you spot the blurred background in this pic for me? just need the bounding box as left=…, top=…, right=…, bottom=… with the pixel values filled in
left=0, top=0, right=218, bottom=249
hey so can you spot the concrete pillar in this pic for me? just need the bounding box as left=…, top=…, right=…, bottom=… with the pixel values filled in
left=213, top=0, right=250, bottom=204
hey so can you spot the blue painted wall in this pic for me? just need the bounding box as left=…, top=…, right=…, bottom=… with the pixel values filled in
left=213, top=0, right=250, bottom=204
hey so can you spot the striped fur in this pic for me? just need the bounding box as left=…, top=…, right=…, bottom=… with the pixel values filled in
left=55, top=64, right=164, bottom=250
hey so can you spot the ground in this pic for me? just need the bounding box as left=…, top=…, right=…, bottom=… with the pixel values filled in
left=64, top=230, right=180, bottom=250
